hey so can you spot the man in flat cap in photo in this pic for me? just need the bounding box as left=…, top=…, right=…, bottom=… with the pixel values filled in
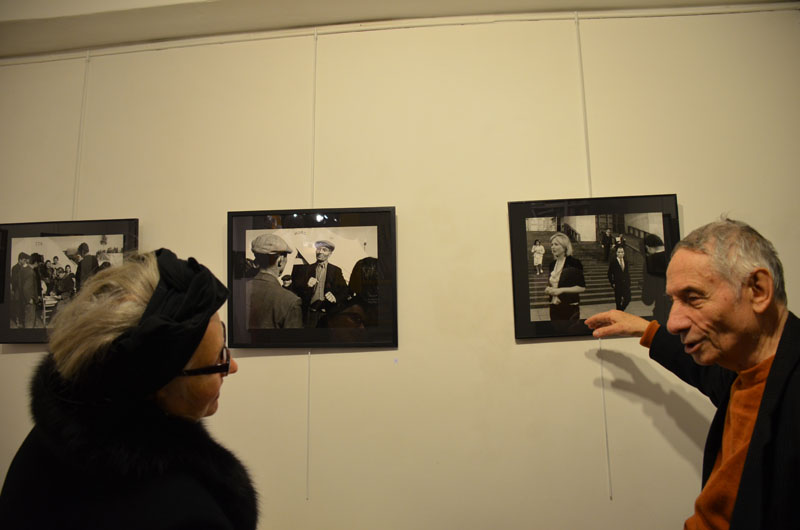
left=291, top=239, right=349, bottom=328
left=246, top=233, right=302, bottom=329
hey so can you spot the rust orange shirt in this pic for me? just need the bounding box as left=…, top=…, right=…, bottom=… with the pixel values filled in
left=641, top=322, right=775, bottom=530
left=685, top=353, right=774, bottom=529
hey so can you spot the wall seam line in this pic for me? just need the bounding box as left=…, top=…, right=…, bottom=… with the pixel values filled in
left=575, top=10, right=615, bottom=501
left=71, top=51, right=91, bottom=220
left=305, top=27, right=319, bottom=502
left=575, top=12, right=593, bottom=199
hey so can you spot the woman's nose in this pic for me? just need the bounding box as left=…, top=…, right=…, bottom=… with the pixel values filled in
left=227, top=356, right=239, bottom=376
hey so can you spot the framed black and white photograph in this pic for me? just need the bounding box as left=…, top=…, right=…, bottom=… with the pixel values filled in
left=0, top=218, right=139, bottom=344
left=228, top=207, right=398, bottom=349
left=508, top=194, right=679, bottom=339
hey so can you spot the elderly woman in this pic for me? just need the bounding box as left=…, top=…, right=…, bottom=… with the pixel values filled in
left=0, top=249, right=257, bottom=530
left=544, top=232, right=586, bottom=321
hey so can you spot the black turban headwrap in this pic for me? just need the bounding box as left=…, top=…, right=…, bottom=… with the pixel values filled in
left=79, top=248, right=228, bottom=401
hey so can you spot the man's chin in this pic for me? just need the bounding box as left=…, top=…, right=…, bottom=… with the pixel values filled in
left=690, top=354, right=716, bottom=366
left=688, top=348, right=718, bottom=366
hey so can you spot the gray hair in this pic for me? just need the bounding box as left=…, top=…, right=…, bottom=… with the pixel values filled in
left=550, top=232, right=574, bottom=256
left=48, top=251, right=160, bottom=381
left=674, top=217, right=786, bottom=304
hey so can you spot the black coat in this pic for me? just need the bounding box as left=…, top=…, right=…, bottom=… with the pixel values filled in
left=547, top=256, right=585, bottom=306
left=291, top=261, right=349, bottom=314
left=641, top=251, right=671, bottom=323
left=650, top=312, right=800, bottom=529
left=607, top=257, right=631, bottom=310
left=0, top=355, right=258, bottom=530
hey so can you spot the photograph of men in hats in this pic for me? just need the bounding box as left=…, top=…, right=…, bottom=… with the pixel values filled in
left=237, top=224, right=379, bottom=340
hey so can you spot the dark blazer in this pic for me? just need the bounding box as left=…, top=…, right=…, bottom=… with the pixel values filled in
left=291, top=261, right=349, bottom=314
left=649, top=312, right=800, bottom=529
left=547, top=255, right=585, bottom=306
left=0, top=356, right=258, bottom=530
left=607, top=257, right=631, bottom=310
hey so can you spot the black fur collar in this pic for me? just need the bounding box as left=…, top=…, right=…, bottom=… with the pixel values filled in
left=30, top=354, right=258, bottom=530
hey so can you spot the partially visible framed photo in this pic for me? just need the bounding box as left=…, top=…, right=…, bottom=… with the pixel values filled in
left=228, top=207, right=398, bottom=349
left=0, top=218, right=139, bottom=344
left=508, top=194, right=679, bottom=339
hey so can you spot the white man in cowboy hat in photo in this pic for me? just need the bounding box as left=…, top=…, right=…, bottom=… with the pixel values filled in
left=246, top=233, right=302, bottom=329
left=586, top=217, right=799, bottom=529
left=290, top=239, right=349, bottom=328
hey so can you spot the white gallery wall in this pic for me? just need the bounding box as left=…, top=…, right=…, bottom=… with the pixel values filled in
left=1, top=5, right=799, bottom=529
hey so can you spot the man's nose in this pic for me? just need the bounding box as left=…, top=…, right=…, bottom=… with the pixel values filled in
left=666, top=303, right=688, bottom=335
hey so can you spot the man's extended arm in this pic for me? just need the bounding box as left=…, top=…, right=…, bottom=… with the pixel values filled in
left=585, top=310, right=650, bottom=338
left=586, top=310, right=733, bottom=404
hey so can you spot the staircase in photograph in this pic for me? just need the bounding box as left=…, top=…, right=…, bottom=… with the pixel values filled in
left=527, top=234, right=643, bottom=310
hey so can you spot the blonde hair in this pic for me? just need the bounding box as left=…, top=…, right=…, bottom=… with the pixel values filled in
left=549, top=232, right=573, bottom=256
left=48, top=251, right=160, bottom=381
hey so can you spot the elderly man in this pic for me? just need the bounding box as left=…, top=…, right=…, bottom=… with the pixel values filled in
left=246, top=233, right=302, bottom=329
left=291, top=239, right=349, bottom=328
left=586, top=218, right=797, bottom=529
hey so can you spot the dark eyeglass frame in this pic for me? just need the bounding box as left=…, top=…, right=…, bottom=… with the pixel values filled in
left=180, top=322, right=231, bottom=376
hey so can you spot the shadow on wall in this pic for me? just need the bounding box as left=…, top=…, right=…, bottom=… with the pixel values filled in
left=586, top=348, right=713, bottom=478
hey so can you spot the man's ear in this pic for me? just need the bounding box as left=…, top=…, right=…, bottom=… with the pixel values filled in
left=747, top=268, right=774, bottom=314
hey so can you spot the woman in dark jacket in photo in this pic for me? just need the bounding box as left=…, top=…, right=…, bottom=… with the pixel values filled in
left=544, top=232, right=586, bottom=321
left=0, top=248, right=258, bottom=530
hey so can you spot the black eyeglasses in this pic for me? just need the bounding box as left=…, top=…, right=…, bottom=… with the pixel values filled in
left=180, top=322, right=231, bottom=376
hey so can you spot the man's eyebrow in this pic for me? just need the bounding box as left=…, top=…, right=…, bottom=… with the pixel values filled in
left=671, top=285, right=705, bottom=298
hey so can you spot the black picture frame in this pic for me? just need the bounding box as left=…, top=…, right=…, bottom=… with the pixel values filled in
left=508, top=194, right=679, bottom=339
left=228, top=207, right=398, bottom=349
left=0, top=218, right=139, bottom=344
